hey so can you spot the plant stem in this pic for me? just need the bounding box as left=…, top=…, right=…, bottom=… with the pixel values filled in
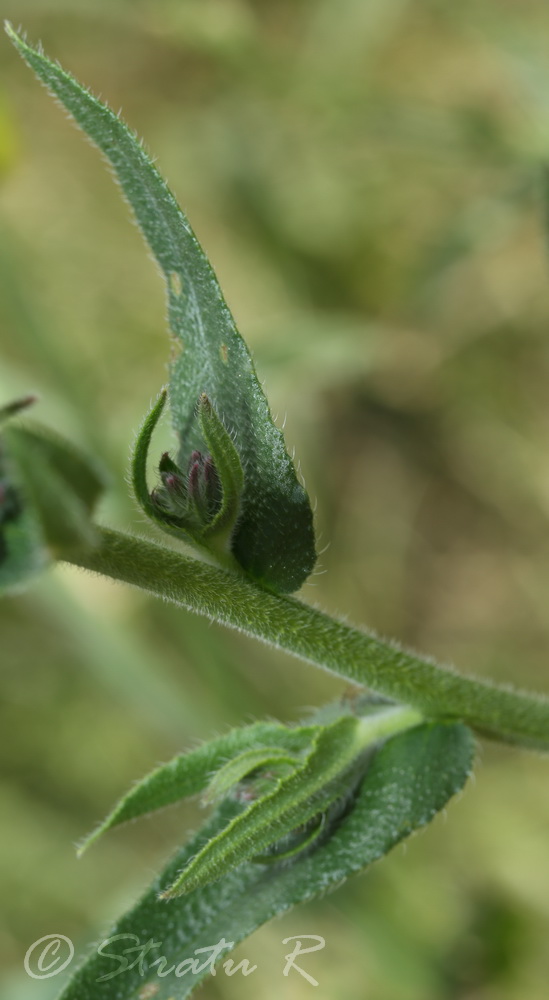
left=356, top=705, right=425, bottom=745
left=67, top=527, right=549, bottom=752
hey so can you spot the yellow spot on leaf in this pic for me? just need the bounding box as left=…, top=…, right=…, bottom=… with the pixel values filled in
left=168, top=271, right=182, bottom=297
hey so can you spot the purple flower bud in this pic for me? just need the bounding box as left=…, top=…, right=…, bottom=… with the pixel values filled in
left=186, top=451, right=222, bottom=521
left=187, top=460, right=201, bottom=499
left=150, top=445, right=222, bottom=530
left=160, top=469, right=186, bottom=496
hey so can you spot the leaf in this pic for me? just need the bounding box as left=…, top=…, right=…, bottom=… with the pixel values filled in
left=0, top=394, right=37, bottom=425
left=202, top=746, right=299, bottom=804
left=4, top=424, right=104, bottom=554
left=0, top=412, right=105, bottom=594
left=131, top=388, right=190, bottom=539
left=198, top=394, right=244, bottom=550
left=6, top=23, right=317, bottom=593
left=161, top=715, right=365, bottom=898
left=78, top=703, right=424, bottom=862
left=57, top=722, right=474, bottom=1000
left=77, top=721, right=318, bottom=855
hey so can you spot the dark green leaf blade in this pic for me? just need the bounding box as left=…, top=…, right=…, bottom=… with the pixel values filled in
left=58, top=722, right=474, bottom=1000
left=6, top=24, right=317, bottom=593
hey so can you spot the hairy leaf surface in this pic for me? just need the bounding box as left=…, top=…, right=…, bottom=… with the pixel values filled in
left=78, top=721, right=318, bottom=855
left=59, top=722, right=474, bottom=1000
left=7, top=24, right=316, bottom=593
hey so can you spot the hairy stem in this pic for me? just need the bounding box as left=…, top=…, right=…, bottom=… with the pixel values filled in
left=67, top=527, right=549, bottom=752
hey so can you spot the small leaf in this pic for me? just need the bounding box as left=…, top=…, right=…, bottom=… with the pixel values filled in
left=57, top=722, right=474, bottom=1000
left=131, top=388, right=170, bottom=527
left=203, top=746, right=300, bottom=805
left=4, top=424, right=104, bottom=555
left=13, top=423, right=103, bottom=513
left=77, top=721, right=318, bottom=855
left=161, top=715, right=365, bottom=898
left=0, top=394, right=37, bottom=425
left=7, top=24, right=317, bottom=594
left=131, top=388, right=208, bottom=551
left=197, top=394, right=244, bottom=550
left=0, top=410, right=105, bottom=594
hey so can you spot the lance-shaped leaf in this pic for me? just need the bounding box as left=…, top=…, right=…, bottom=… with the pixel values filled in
left=0, top=406, right=105, bottom=594
left=57, top=721, right=474, bottom=1000
left=77, top=720, right=319, bottom=855
left=198, top=394, right=244, bottom=548
left=79, top=703, right=425, bottom=890
left=6, top=23, right=317, bottom=594
left=161, top=715, right=366, bottom=898
left=162, top=704, right=425, bottom=897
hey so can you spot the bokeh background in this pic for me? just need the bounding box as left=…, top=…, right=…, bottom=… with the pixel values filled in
left=2, top=2, right=549, bottom=998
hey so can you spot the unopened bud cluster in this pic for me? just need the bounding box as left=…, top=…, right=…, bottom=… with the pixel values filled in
left=151, top=449, right=222, bottom=531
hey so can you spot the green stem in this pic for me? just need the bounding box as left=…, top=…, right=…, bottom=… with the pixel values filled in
left=66, top=527, right=549, bottom=752
left=356, top=705, right=424, bottom=746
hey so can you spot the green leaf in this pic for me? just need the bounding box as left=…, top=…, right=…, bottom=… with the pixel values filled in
left=78, top=703, right=424, bottom=864
left=6, top=23, right=317, bottom=593
left=202, top=746, right=299, bottom=804
left=58, top=722, right=474, bottom=1000
left=162, top=715, right=365, bottom=898
left=77, top=721, right=318, bottom=855
left=0, top=412, right=105, bottom=594
left=198, top=393, right=244, bottom=550
left=131, top=388, right=192, bottom=540
left=0, top=393, right=37, bottom=425
left=4, top=424, right=104, bottom=554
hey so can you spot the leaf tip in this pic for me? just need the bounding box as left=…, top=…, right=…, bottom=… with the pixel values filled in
left=0, top=394, right=38, bottom=423
left=4, top=20, right=25, bottom=50
left=75, top=816, right=110, bottom=858
left=157, top=886, right=178, bottom=902
left=75, top=834, right=93, bottom=859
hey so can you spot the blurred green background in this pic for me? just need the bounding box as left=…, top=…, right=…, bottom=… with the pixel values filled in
left=2, top=1, right=549, bottom=998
